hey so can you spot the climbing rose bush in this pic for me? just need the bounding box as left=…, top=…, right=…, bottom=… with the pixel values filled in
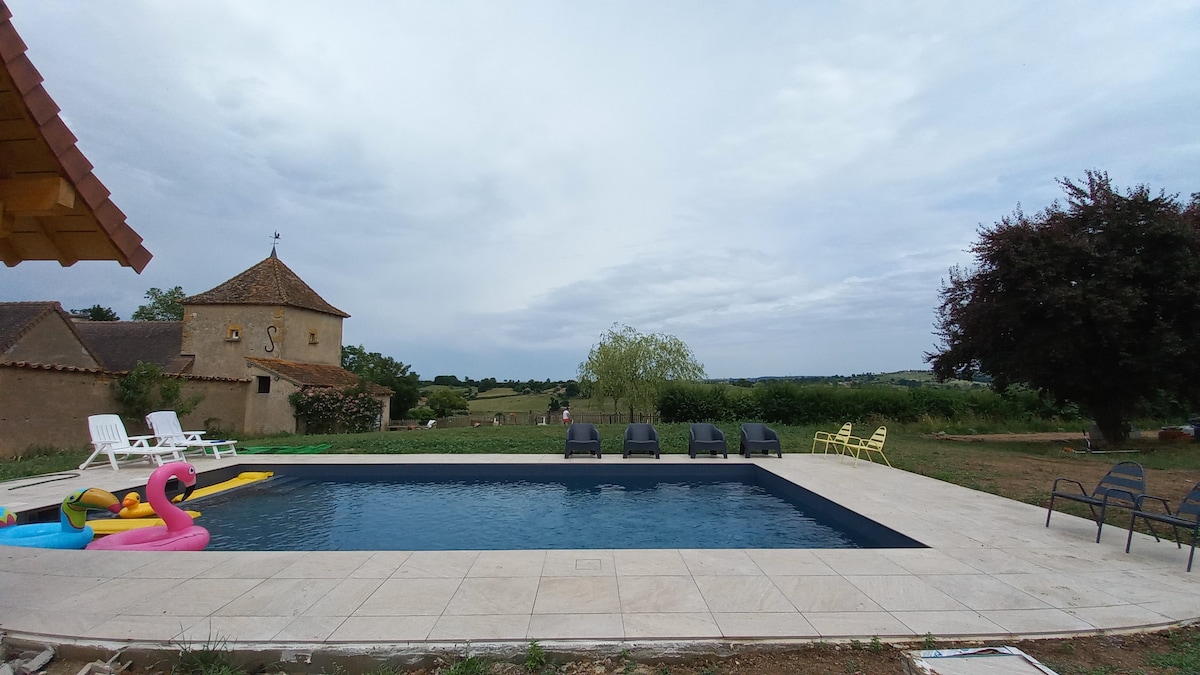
left=289, top=386, right=380, bottom=434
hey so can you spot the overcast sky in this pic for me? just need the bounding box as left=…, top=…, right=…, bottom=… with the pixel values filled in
left=4, top=2, right=1198, bottom=381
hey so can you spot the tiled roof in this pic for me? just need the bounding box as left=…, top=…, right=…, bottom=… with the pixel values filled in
left=0, top=360, right=248, bottom=382
left=0, top=300, right=99, bottom=362
left=246, top=357, right=392, bottom=395
left=183, top=254, right=349, bottom=318
left=74, top=321, right=192, bottom=373
left=0, top=2, right=151, bottom=271
left=0, top=300, right=55, bottom=353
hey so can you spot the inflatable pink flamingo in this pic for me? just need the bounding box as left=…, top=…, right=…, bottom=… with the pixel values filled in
left=87, top=462, right=209, bottom=551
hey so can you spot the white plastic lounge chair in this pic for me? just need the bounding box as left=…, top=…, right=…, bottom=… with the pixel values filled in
left=81, top=414, right=185, bottom=471
left=146, top=410, right=239, bottom=459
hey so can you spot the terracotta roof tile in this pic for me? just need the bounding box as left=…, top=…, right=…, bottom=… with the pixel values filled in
left=0, top=300, right=56, bottom=354
left=184, top=255, right=349, bottom=318
left=0, top=1, right=152, bottom=272
left=246, top=357, right=391, bottom=394
left=0, top=360, right=247, bottom=382
left=0, top=300, right=100, bottom=363
left=73, top=321, right=192, bottom=373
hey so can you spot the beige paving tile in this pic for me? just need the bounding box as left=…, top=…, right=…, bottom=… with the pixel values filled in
left=468, top=550, right=546, bottom=577
left=923, top=574, right=1049, bottom=611
left=680, top=549, right=762, bottom=575
left=84, top=614, right=201, bottom=641
left=693, top=576, right=794, bottom=612
left=429, top=614, right=532, bottom=640
left=119, top=551, right=235, bottom=579
left=46, top=576, right=183, bottom=614
left=993, top=573, right=1128, bottom=609
left=803, top=611, right=916, bottom=638
left=444, top=576, right=540, bottom=615
left=304, top=578, right=385, bottom=616
left=0, top=606, right=119, bottom=636
left=621, top=612, right=721, bottom=639
left=712, top=612, right=818, bottom=638
left=940, top=547, right=1051, bottom=574
left=0, top=573, right=106, bottom=610
left=542, top=550, right=616, bottom=576
left=613, top=549, right=689, bottom=575
left=980, top=608, right=1095, bottom=634
left=274, top=616, right=348, bottom=641
left=892, top=610, right=1006, bottom=637
left=178, top=615, right=295, bottom=642
left=814, top=550, right=910, bottom=576
left=1066, top=604, right=1175, bottom=630
left=195, top=551, right=300, bottom=579
left=274, top=552, right=372, bottom=578
left=846, top=576, right=966, bottom=612
left=392, top=551, right=478, bottom=578
left=527, top=613, right=624, bottom=639
left=354, top=578, right=462, bottom=616
left=329, top=615, right=437, bottom=641
left=746, top=549, right=837, bottom=576
left=214, top=577, right=340, bottom=617
left=351, top=551, right=412, bottom=578
left=618, top=576, right=707, bottom=613
left=771, top=576, right=883, bottom=612
left=154, top=577, right=264, bottom=615
left=881, top=549, right=981, bottom=575
left=533, top=576, right=621, bottom=614
left=1138, top=597, right=1200, bottom=621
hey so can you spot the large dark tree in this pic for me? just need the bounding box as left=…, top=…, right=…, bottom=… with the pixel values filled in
left=928, top=171, right=1200, bottom=443
left=341, top=344, right=421, bottom=419
left=71, top=304, right=119, bottom=321
left=132, top=286, right=185, bottom=321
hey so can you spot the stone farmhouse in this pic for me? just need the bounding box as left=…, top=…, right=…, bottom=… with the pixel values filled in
left=0, top=253, right=392, bottom=457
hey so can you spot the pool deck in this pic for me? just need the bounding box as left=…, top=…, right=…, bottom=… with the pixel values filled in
left=2, top=453, right=1198, bottom=658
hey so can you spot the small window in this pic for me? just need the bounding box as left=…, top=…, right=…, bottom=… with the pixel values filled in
left=308, top=331, right=319, bottom=345
left=226, top=327, right=241, bottom=341
left=257, top=376, right=271, bottom=394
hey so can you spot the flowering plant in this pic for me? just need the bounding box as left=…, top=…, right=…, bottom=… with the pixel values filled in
left=289, top=383, right=380, bottom=434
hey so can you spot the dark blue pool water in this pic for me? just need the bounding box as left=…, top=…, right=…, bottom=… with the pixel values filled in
left=187, top=464, right=922, bottom=551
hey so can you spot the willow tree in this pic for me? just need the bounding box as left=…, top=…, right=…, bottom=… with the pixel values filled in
left=579, top=324, right=705, bottom=418
left=928, top=171, right=1200, bottom=443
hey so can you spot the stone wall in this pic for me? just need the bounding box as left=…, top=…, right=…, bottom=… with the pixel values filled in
left=0, top=364, right=252, bottom=458
left=2, top=314, right=98, bottom=368
left=181, top=304, right=343, bottom=378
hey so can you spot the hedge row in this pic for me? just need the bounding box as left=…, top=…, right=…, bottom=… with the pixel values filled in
left=657, top=381, right=1079, bottom=426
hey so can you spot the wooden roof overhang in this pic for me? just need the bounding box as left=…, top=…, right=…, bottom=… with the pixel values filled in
left=0, top=2, right=150, bottom=272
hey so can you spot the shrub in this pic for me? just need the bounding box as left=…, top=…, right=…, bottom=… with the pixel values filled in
left=289, top=383, right=380, bottom=434
left=113, top=361, right=203, bottom=425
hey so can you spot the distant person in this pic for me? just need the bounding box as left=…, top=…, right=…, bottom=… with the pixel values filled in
left=562, top=406, right=571, bottom=425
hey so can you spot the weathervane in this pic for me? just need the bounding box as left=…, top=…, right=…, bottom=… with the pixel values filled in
left=270, top=231, right=281, bottom=257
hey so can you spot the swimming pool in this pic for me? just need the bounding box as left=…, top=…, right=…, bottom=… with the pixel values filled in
left=189, top=464, right=924, bottom=552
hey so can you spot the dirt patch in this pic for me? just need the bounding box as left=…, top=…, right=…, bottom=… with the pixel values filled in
left=26, top=626, right=1200, bottom=675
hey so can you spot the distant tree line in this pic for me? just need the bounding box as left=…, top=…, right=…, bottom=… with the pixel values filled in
left=657, top=381, right=1086, bottom=426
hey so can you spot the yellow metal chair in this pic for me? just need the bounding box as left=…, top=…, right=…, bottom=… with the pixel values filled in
left=844, top=426, right=891, bottom=467
left=811, top=422, right=852, bottom=456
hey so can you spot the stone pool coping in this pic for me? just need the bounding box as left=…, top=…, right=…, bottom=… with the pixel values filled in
left=1, top=453, right=1198, bottom=659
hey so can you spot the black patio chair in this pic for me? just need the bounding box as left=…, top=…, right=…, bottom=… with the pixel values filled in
left=740, top=423, right=781, bottom=458
left=688, top=423, right=727, bottom=459
left=564, top=423, right=601, bottom=459
left=1046, top=461, right=1146, bottom=543
left=1125, top=481, right=1200, bottom=572
left=622, top=423, right=660, bottom=459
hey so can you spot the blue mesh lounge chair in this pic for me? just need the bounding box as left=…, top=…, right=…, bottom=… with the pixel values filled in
left=564, top=423, right=601, bottom=459
left=740, top=423, right=782, bottom=458
left=623, top=423, right=660, bottom=458
left=1125, top=480, right=1200, bottom=572
left=688, top=423, right=727, bottom=459
left=1046, top=461, right=1145, bottom=543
